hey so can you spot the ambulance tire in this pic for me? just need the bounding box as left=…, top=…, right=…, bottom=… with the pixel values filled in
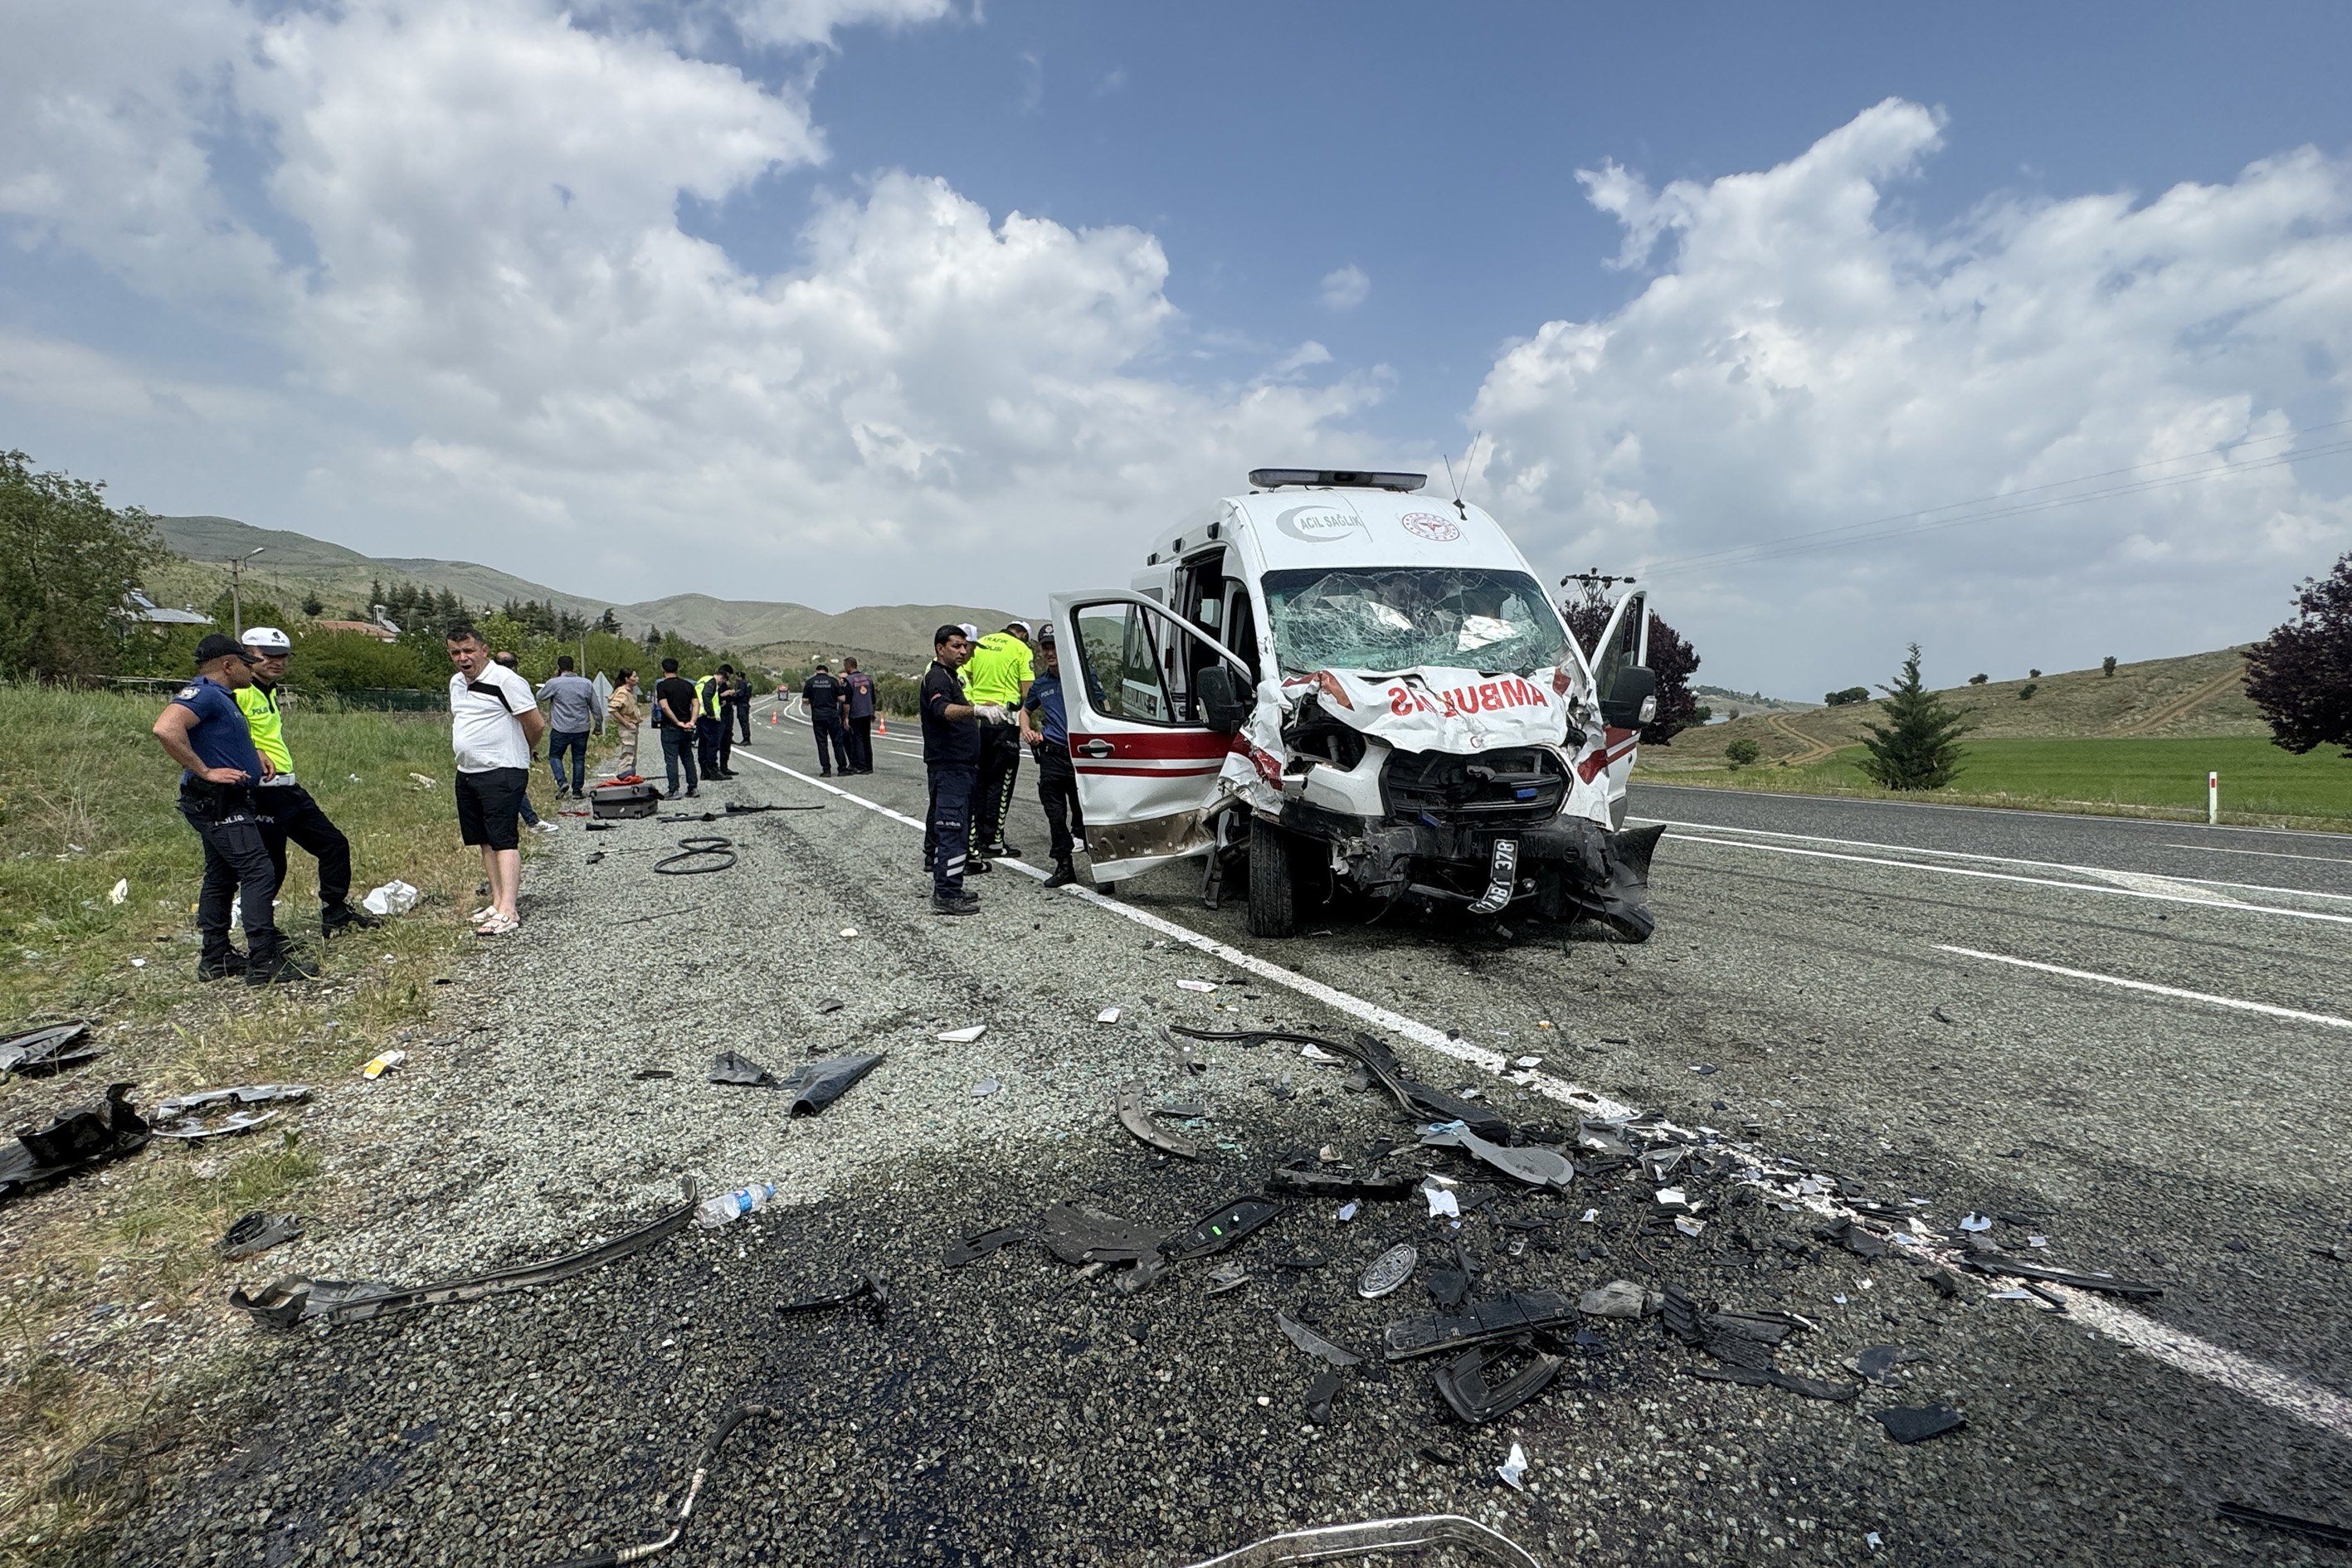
left=1247, top=816, right=1301, bottom=938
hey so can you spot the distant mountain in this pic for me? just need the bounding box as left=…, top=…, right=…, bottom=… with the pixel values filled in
left=150, top=514, right=1015, bottom=667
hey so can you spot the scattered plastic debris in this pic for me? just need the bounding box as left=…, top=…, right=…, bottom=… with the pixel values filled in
left=109, top=879, right=128, bottom=905
left=1496, top=1442, right=1529, bottom=1491
left=775, top=1273, right=889, bottom=1324
left=971, top=1079, right=1000, bottom=1098
left=1118, top=1080, right=1199, bottom=1159
left=815, top=998, right=845, bottom=1014
left=1874, top=1405, right=1966, bottom=1444
left=217, top=1211, right=302, bottom=1261
left=709, top=1050, right=779, bottom=1086
left=1578, top=1279, right=1660, bottom=1318
left=1673, top=1217, right=1707, bottom=1238
left=1177, top=1515, right=1541, bottom=1568
left=1277, top=1310, right=1363, bottom=1367
left=0, top=1022, right=103, bottom=1078
left=1337, top=1200, right=1359, bottom=1223
left=553, top=1401, right=782, bottom=1567
left=407, top=773, right=436, bottom=790
left=1164, top=1196, right=1283, bottom=1261
left=232, top=1179, right=699, bottom=1327
left=1421, top=1177, right=1461, bottom=1220
left=1960, top=1213, right=1993, bottom=1232
left=943, top=1223, right=1027, bottom=1268
left=1040, top=1201, right=1162, bottom=1266
left=774, top=1054, right=884, bottom=1116
left=360, top=879, right=420, bottom=918
left=1385, top=1291, right=1575, bottom=1361
left=1303, top=1369, right=1344, bottom=1427
left=1853, top=1345, right=1931, bottom=1382
left=1176, top=979, right=1219, bottom=993
left=360, top=1049, right=406, bottom=1080
left=0, top=1084, right=149, bottom=1204
left=1866, top=1531, right=1882, bottom=1551
left=1419, top=1121, right=1574, bottom=1193
left=1205, top=1262, right=1251, bottom=1295
left=1960, top=1254, right=2162, bottom=1301
left=2217, top=1502, right=2352, bottom=1549
left=1434, top=1339, right=1564, bottom=1424
left=937, top=1025, right=987, bottom=1044
left=1360, top=1244, right=1417, bottom=1299
left=1098, top=1007, right=1121, bottom=1024
left=839, top=928, right=859, bottom=938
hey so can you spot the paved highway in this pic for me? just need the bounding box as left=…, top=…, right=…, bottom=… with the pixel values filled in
left=124, top=702, right=2352, bottom=1566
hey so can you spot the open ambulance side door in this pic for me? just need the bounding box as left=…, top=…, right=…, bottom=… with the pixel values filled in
left=1048, top=590, right=1257, bottom=883
left=1578, top=589, right=1651, bottom=828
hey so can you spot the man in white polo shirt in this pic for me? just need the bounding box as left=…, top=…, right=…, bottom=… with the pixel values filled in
left=446, top=621, right=544, bottom=936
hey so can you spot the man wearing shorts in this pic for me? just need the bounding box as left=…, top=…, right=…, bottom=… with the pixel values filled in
left=446, top=622, right=544, bottom=936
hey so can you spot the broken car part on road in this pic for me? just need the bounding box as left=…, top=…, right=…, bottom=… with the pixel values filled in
left=1176, top=1514, right=1543, bottom=1568
left=0, top=1083, right=149, bottom=1203
left=1960, top=1254, right=2164, bottom=1302
left=1383, top=1291, right=1576, bottom=1361
left=552, top=1402, right=785, bottom=1568
left=0, top=1021, right=103, bottom=1077
left=1419, top=1119, right=1575, bottom=1193
left=1118, top=1079, right=1200, bottom=1159
left=152, top=1083, right=312, bottom=1139
left=651, top=835, right=738, bottom=875
left=1277, top=1309, right=1364, bottom=1368
left=709, top=1052, right=885, bottom=1116
left=2216, top=1501, right=2352, bottom=1549
left=217, top=1210, right=302, bottom=1261
left=1358, top=1244, right=1418, bottom=1299
left=1430, top=1338, right=1566, bottom=1424
left=775, top=1272, right=889, bottom=1324
left=231, top=1178, right=699, bottom=1327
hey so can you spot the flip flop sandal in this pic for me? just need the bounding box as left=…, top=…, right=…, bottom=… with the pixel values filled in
left=475, top=913, right=520, bottom=937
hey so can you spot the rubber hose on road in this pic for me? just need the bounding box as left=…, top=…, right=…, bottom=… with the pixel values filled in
left=652, top=836, right=736, bottom=875
left=549, top=1403, right=784, bottom=1566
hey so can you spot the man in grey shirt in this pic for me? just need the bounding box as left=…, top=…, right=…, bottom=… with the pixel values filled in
left=538, top=655, right=601, bottom=799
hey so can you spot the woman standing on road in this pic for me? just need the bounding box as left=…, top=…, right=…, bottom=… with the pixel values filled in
left=607, top=668, right=642, bottom=774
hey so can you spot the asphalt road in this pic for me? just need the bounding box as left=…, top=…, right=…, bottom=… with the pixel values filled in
left=119, top=705, right=2352, bottom=1567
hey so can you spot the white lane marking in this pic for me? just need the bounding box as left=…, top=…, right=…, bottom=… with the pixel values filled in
left=1634, top=780, right=2352, bottom=842
left=2053, top=1288, right=2352, bottom=1443
left=2162, top=841, right=2352, bottom=867
left=728, top=746, right=1636, bottom=1119
left=735, top=752, right=2352, bottom=1442
left=1936, top=944, right=2352, bottom=1030
left=1632, top=816, right=2352, bottom=903
left=1663, top=832, right=2352, bottom=928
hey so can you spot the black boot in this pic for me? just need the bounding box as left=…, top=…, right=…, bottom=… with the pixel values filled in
left=245, top=942, right=321, bottom=986
left=322, top=902, right=385, bottom=938
left=196, top=947, right=248, bottom=982
left=1043, top=861, right=1077, bottom=889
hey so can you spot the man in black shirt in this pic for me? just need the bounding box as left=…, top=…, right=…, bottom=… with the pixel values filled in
left=729, top=668, right=754, bottom=745
left=920, top=626, right=985, bottom=915
left=801, top=659, right=851, bottom=777
left=652, top=657, right=700, bottom=799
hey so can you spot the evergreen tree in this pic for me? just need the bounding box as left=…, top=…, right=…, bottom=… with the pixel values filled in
left=597, top=606, right=623, bottom=635
left=1857, top=644, right=1970, bottom=790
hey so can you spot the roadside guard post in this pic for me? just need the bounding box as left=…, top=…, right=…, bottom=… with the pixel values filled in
left=2208, top=770, right=2218, bottom=825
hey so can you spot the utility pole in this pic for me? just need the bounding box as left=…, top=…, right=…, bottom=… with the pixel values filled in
left=228, top=547, right=265, bottom=637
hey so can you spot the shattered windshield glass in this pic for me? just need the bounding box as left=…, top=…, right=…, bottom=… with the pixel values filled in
left=1262, top=567, right=1570, bottom=677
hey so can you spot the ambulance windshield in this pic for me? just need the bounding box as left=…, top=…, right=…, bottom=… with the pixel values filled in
left=1262, top=567, right=1570, bottom=677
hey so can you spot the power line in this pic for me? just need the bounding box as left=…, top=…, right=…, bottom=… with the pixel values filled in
left=1637, top=417, right=2352, bottom=580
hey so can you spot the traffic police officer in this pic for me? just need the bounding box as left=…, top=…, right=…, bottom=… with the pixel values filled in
left=962, top=620, right=1035, bottom=859
left=801, top=659, right=850, bottom=776
left=695, top=665, right=736, bottom=779
left=150, top=635, right=318, bottom=984
left=236, top=626, right=385, bottom=938
left=922, top=625, right=991, bottom=915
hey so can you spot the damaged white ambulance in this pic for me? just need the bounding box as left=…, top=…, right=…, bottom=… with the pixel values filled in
left=1047, top=468, right=1667, bottom=940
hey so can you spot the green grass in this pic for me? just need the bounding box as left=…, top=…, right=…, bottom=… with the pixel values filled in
left=1648, top=733, right=2352, bottom=830
left=0, top=684, right=565, bottom=1563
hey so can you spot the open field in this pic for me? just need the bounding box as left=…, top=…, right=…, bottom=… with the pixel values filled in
left=1639, top=733, right=2350, bottom=830
left=0, top=686, right=519, bottom=1562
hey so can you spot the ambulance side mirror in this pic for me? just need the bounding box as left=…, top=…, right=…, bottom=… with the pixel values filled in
left=1195, top=664, right=1252, bottom=735
left=1600, top=665, right=1658, bottom=730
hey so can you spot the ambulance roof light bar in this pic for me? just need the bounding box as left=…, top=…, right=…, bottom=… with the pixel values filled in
left=1248, top=468, right=1427, bottom=493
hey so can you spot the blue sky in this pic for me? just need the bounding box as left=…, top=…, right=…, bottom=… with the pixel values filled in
left=4, top=0, right=2350, bottom=691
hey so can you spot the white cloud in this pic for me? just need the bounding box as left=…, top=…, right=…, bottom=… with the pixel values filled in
left=0, top=0, right=1384, bottom=612
left=1470, top=100, right=2352, bottom=691
left=1318, top=263, right=1370, bottom=311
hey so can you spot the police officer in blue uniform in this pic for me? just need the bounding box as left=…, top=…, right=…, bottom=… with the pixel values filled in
left=150, top=635, right=319, bottom=984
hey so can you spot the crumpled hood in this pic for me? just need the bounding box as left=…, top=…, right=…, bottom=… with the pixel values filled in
left=1283, top=665, right=1580, bottom=753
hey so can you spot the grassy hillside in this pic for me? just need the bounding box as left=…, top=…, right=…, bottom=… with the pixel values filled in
left=149, top=514, right=1017, bottom=668
left=1653, top=645, right=2265, bottom=771
left=1638, top=648, right=2346, bottom=830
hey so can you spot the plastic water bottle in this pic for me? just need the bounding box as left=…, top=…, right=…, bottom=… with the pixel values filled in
left=694, top=1183, right=777, bottom=1229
